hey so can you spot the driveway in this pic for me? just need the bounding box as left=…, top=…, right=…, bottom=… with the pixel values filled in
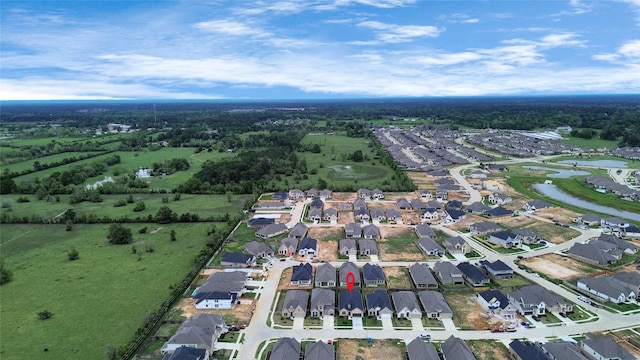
left=352, top=317, right=364, bottom=330
left=452, top=253, right=467, bottom=261
left=323, top=316, right=335, bottom=330
left=370, top=255, right=379, bottom=262
left=381, top=317, right=394, bottom=330
left=293, top=317, right=305, bottom=329
left=411, top=318, right=424, bottom=331
left=441, top=317, right=456, bottom=331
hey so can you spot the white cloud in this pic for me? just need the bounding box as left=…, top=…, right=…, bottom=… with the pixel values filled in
left=439, top=13, right=480, bottom=24
left=356, top=20, right=441, bottom=43
left=594, top=39, right=640, bottom=64
left=193, top=20, right=269, bottom=37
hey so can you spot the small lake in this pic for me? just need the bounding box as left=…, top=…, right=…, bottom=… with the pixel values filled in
left=533, top=183, right=640, bottom=222
left=524, top=166, right=590, bottom=178
left=558, top=159, right=629, bottom=168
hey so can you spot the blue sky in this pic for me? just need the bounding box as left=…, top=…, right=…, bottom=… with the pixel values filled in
left=1, top=0, right=639, bottom=100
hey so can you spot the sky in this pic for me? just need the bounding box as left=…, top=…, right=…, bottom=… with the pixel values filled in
left=1, top=0, right=640, bottom=100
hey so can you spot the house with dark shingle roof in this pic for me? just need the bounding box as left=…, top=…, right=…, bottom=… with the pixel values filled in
left=358, top=239, right=378, bottom=255
left=523, top=199, right=553, bottom=212
left=310, top=288, right=335, bottom=318
left=488, top=231, right=522, bottom=248
left=441, top=335, right=476, bottom=360
left=420, top=208, right=439, bottom=222
left=476, top=289, right=517, bottom=320
left=366, top=290, right=393, bottom=318
left=161, top=314, right=225, bottom=355
left=457, top=262, right=490, bottom=287
left=278, top=237, right=298, bottom=256
left=409, top=263, right=438, bottom=289
left=314, top=262, right=336, bottom=288
left=354, top=199, right=367, bottom=210
left=362, top=224, right=381, bottom=239
left=298, top=237, right=318, bottom=256
left=513, top=228, right=542, bottom=244
left=468, top=221, right=501, bottom=236
left=362, top=263, right=385, bottom=287
left=256, top=223, right=288, bottom=239
left=575, top=213, right=602, bottom=227
left=354, top=208, right=370, bottom=222
left=305, top=340, right=335, bottom=360
left=444, top=236, right=470, bottom=254
left=406, top=337, right=439, bottom=360
left=486, top=206, right=513, bottom=218
left=289, top=222, right=308, bottom=240
left=220, top=252, right=255, bottom=268
left=416, top=238, right=445, bottom=257
left=162, top=346, right=208, bottom=360
left=386, top=208, right=403, bottom=224
left=411, top=199, right=428, bottom=211
left=270, top=337, right=301, bottom=360
left=291, top=263, right=313, bottom=286
left=542, top=341, right=588, bottom=360
left=244, top=241, right=274, bottom=259
left=418, top=290, right=453, bottom=318
left=415, top=223, right=437, bottom=239
left=281, top=290, right=308, bottom=318
left=465, top=201, right=491, bottom=214
left=357, top=188, right=371, bottom=200
left=319, top=189, right=332, bottom=200
left=443, top=209, right=466, bottom=224
left=339, top=290, right=364, bottom=318
left=339, top=239, right=357, bottom=255
left=599, top=233, right=638, bottom=254
left=396, top=198, right=412, bottom=210
left=576, top=276, right=636, bottom=304
left=247, top=217, right=275, bottom=228
left=488, top=192, right=512, bottom=205
left=323, top=207, right=338, bottom=223
left=272, top=191, right=288, bottom=200
left=308, top=208, right=323, bottom=222
left=433, top=261, right=464, bottom=285
left=344, top=223, right=362, bottom=238
left=580, top=333, right=635, bottom=360
left=339, top=262, right=361, bottom=287
left=288, top=189, right=305, bottom=200
left=509, top=339, right=551, bottom=360
left=418, top=189, right=433, bottom=199
left=507, top=284, right=573, bottom=315
left=480, top=259, right=513, bottom=279
left=307, top=188, right=319, bottom=198
left=567, top=242, right=618, bottom=266
left=446, top=200, right=463, bottom=210
left=310, top=198, right=324, bottom=209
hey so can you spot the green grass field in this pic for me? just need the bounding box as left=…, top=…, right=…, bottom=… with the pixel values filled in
left=0, top=221, right=228, bottom=360
left=559, top=133, right=620, bottom=149
left=1, top=151, right=104, bottom=171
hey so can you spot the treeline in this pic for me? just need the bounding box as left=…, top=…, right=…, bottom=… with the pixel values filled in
left=1, top=151, right=111, bottom=180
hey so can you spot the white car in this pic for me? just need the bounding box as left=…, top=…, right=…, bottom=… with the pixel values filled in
left=419, top=333, right=431, bottom=339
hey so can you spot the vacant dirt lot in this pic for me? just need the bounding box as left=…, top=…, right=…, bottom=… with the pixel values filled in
left=367, top=201, right=398, bottom=211
left=496, top=215, right=538, bottom=228
left=407, top=172, right=435, bottom=189
left=380, top=226, right=415, bottom=239
left=308, top=227, right=344, bottom=240
left=337, top=339, right=405, bottom=360
left=384, top=267, right=413, bottom=290
left=176, top=298, right=253, bottom=324
left=537, top=207, right=582, bottom=224
left=468, top=340, right=512, bottom=360
left=445, top=292, right=488, bottom=330
left=384, top=192, right=420, bottom=201
left=331, top=193, right=358, bottom=201
left=521, top=254, right=595, bottom=280
left=338, top=211, right=355, bottom=225
left=525, top=222, right=580, bottom=244
left=317, top=240, right=338, bottom=261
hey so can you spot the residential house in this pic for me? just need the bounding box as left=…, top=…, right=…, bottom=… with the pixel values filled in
left=599, top=233, right=638, bottom=254
left=433, top=261, right=464, bottom=285
left=396, top=198, right=412, bottom=210
left=358, top=239, right=378, bottom=255
left=271, top=191, right=288, bottom=200
left=542, top=341, right=589, bottom=360
left=338, top=289, right=364, bottom=318
left=509, top=340, right=552, bottom=360
left=298, top=237, right=318, bottom=256
left=457, top=262, right=490, bottom=286
left=270, top=337, right=301, bottom=360
left=314, top=263, right=336, bottom=288
left=278, top=237, right=298, bottom=256
left=369, top=208, right=386, bottom=222
left=479, top=260, right=513, bottom=279
left=409, top=263, right=438, bottom=289
left=487, top=231, right=522, bottom=248
left=446, top=200, right=463, bottom=210
left=426, top=200, right=442, bottom=210
left=307, top=188, right=319, bottom=198
left=281, top=290, right=309, bottom=318
left=482, top=180, right=504, bottom=191
left=256, top=223, right=288, bottom=239
left=372, top=188, right=385, bottom=199
left=436, top=188, right=448, bottom=201
left=574, top=214, right=602, bottom=227
left=600, top=217, right=629, bottom=232
left=354, top=208, right=370, bottom=222
left=305, top=340, right=335, bottom=360
left=411, top=199, right=428, bottom=211
left=488, top=193, right=512, bottom=205
left=344, top=223, right=362, bottom=238
left=406, top=337, right=440, bottom=360
left=465, top=201, right=491, bottom=214
left=194, top=288, right=237, bottom=310
left=444, top=236, right=470, bottom=255
left=310, top=289, right=335, bottom=318
left=386, top=209, right=403, bottom=224
left=160, top=314, right=225, bottom=355
left=247, top=217, right=275, bottom=228
left=476, top=289, right=517, bottom=320
left=620, top=224, right=640, bottom=240
left=291, top=263, right=313, bottom=286
left=441, top=335, right=477, bottom=360
left=289, top=222, right=308, bottom=240
left=567, top=243, right=619, bottom=266
left=339, top=239, right=357, bottom=256
left=468, top=221, right=502, bottom=236
left=443, top=209, right=466, bottom=224
left=580, top=333, right=635, bottom=360
left=392, top=291, right=422, bottom=319
left=469, top=169, right=487, bottom=179
left=362, top=263, right=385, bottom=287
left=486, top=206, right=513, bottom=218
left=576, top=276, right=636, bottom=304
left=310, top=198, right=324, bottom=209
left=220, top=252, right=255, bottom=268
left=366, top=290, right=393, bottom=318
left=244, top=241, right=274, bottom=259
left=523, top=199, right=553, bottom=212
left=362, top=224, right=381, bottom=239
left=416, top=238, right=445, bottom=257
left=418, top=290, right=453, bottom=319
left=420, top=208, right=439, bottom=222
left=415, top=223, right=437, bottom=239
left=288, top=189, right=305, bottom=200
left=323, top=208, right=338, bottom=224
left=418, top=189, right=433, bottom=199
left=612, top=272, right=640, bottom=294
left=508, top=284, right=573, bottom=316
left=513, top=228, right=542, bottom=244
left=162, top=347, right=208, bottom=360
left=196, top=271, right=247, bottom=300
left=307, top=208, right=323, bottom=222
left=357, top=188, right=371, bottom=200
left=339, top=262, right=361, bottom=287
left=319, top=189, right=332, bottom=200
left=339, top=202, right=353, bottom=211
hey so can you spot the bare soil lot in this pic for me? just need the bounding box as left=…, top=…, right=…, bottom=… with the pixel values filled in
left=176, top=298, right=253, bottom=324
left=521, top=254, right=596, bottom=280
left=338, top=211, right=355, bottom=225
left=537, top=207, right=582, bottom=224
left=331, top=192, right=358, bottom=201
left=384, top=267, right=413, bottom=290
left=317, top=240, right=338, bottom=261
left=337, top=339, right=405, bottom=360
left=380, top=226, right=415, bottom=239
left=308, top=226, right=344, bottom=241
left=407, top=172, right=435, bottom=189
left=468, top=340, right=511, bottom=360
left=383, top=192, right=420, bottom=201
left=445, top=291, right=488, bottom=330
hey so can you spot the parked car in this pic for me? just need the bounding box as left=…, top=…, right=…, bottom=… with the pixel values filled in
left=419, top=333, right=431, bottom=339
left=538, top=241, right=547, bottom=245
left=490, top=327, right=505, bottom=333
left=505, top=328, right=517, bottom=332
left=559, top=312, right=567, bottom=318
left=532, top=315, right=540, bottom=322
left=517, top=255, right=525, bottom=260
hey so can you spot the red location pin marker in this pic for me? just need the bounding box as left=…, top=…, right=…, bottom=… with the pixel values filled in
left=346, top=272, right=355, bottom=292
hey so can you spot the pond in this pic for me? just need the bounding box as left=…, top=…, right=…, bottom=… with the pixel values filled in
left=557, top=159, right=629, bottom=168
left=533, top=183, right=640, bottom=222
left=524, top=166, right=590, bottom=178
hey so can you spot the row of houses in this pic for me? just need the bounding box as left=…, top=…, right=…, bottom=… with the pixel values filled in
left=272, top=188, right=332, bottom=201
left=577, top=272, right=640, bottom=304
left=585, top=175, right=640, bottom=202
left=268, top=338, right=333, bottom=360
left=476, top=284, right=574, bottom=320
left=568, top=233, right=638, bottom=266
left=281, top=288, right=454, bottom=320
left=509, top=333, right=635, bottom=360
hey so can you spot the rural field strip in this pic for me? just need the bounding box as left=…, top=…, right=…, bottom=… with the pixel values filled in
left=0, top=230, right=31, bottom=248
